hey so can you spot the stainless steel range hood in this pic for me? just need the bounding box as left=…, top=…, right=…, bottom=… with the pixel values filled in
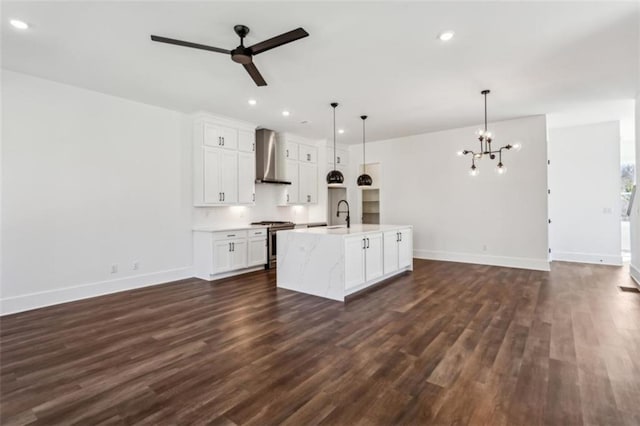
left=255, top=129, right=291, bottom=185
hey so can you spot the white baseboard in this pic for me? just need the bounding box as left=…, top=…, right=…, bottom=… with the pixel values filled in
left=630, top=264, right=640, bottom=287
left=413, top=249, right=550, bottom=271
left=0, top=267, right=194, bottom=316
left=551, top=251, right=622, bottom=266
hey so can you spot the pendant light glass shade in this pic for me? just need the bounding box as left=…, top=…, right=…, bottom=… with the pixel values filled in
left=326, top=102, right=345, bottom=186
left=357, top=115, right=372, bottom=186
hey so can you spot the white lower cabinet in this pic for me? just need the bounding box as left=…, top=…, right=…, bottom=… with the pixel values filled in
left=213, top=238, right=246, bottom=275
left=213, top=239, right=233, bottom=273
left=248, top=236, right=267, bottom=267
left=194, top=228, right=267, bottom=280
left=344, top=232, right=383, bottom=290
left=365, top=233, right=384, bottom=281
left=383, top=228, right=413, bottom=274
left=398, top=229, right=413, bottom=269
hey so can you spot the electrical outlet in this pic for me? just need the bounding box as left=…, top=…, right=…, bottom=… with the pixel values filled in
left=110, top=264, right=118, bottom=274
left=133, top=261, right=140, bottom=271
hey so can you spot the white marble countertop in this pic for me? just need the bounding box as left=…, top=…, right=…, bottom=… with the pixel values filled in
left=285, top=224, right=411, bottom=237
left=193, top=224, right=268, bottom=232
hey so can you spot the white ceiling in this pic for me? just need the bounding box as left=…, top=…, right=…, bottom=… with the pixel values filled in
left=2, top=1, right=638, bottom=144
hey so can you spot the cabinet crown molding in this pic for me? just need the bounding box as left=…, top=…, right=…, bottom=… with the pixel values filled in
left=192, top=111, right=257, bottom=131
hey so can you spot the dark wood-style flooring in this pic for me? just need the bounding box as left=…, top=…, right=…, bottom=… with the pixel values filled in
left=1, top=260, right=640, bottom=425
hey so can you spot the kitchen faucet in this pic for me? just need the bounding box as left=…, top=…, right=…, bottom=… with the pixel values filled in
left=337, top=199, right=350, bottom=228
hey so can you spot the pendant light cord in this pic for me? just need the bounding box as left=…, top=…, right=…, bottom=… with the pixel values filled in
left=332, top=105, right=337, bottom=169
left=362, top=117, right=366, bottom=174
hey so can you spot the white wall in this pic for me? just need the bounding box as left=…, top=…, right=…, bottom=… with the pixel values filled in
left=548, top=122, right=622, bottom=265
left=348, top=115, right=549, bottom=271
left=631, top=92, right=640, bottom=283
left=1, top=71, right=193, bottom=314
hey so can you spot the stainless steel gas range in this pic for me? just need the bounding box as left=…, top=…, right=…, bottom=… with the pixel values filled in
left=250, top=221, right=295, bottom=269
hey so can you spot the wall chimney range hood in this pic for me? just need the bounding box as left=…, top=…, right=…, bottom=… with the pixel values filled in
left=255, top=129, right=291, bottom=185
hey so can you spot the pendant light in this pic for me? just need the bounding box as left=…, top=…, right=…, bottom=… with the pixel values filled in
left=458, top=90, right=520, bottom=176
left=326, top=102, right=345, bottom=186
left=357, top=115, right=373, bottom=186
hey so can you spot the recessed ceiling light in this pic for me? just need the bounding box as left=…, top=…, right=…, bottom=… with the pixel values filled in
left=438, top=31, right=455, bottom=42
left=282, top=110, right=290, bottom=117
left=248, top=99, right=257, bottom=106
left=338, top=129, right=345, bottom=134
left=10, top=19, right=29, bottom=30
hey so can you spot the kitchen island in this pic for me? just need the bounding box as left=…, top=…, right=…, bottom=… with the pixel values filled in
left=277, top=224, right=412, bottom=301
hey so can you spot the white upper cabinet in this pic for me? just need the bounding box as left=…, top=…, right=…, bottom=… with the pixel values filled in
left=284, top=159, right=299, bottom=204
left=193, top=113, right=256, bottom=206
left=299, top=144, right=317, bottom=164
left=284, top=141, right=299, bottom=161
left=327, top=146, right=349, bottom=168
left=238, top=129, right=255, bottom=153
left=203, top=123, right=238, bottom=150
left=299, top=162, right=318, bottom=204
left=277, top=133, right=320, bottom=205
left=238, top=151, right=255, bottom=204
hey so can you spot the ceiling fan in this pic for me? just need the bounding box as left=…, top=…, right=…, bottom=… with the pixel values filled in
left=150, top=25, right=309, bottom=87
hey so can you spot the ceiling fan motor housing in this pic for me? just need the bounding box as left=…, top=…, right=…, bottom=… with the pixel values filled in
left=231, top=46, right=253, bottom=64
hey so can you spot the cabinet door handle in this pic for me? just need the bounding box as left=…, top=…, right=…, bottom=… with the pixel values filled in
left=362, top=238, right=366, bottom=249
left=252, top=193, right=255, bottom=202
left=286, top=149, right=289, bottom=158
left=229, top=242, right=232, bottom=252
left=399, top=232, right=402, bottom=242
left=232, top=242, right=235, bottom=251
left=218, top=136, right=222, bottom=146
left=222, top=192, right=225, bottom=201
left=221, top=136, right=225, bottom=146
left=219, top=192, right=222, bottom=202
left=252, top=142, right=255, bottom=152
left=366, top=238, right=370, bottom=249
left=337, top=156, right=341, bottom=164
left=307, top=195, right=311, bottom=202
left=307, top=153, right=311, bottom=161
left=286, top=194, right=290, bottom=203
left=396, top=232, right=400, bottom=242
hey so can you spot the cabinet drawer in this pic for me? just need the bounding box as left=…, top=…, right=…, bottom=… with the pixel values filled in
left=299, top=144, right=317, bottom=163
left=249, top=228, right=267, bottom=236
left=212, top=230, right=248, bottom=241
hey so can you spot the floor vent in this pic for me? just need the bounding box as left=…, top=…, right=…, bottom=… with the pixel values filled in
left=618, top=285, right=640, bottom=293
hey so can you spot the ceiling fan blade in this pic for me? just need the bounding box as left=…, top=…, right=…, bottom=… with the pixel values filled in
left=150, top=35, right=231, bottom=54
left=249, top=27, right=309, bottom=55
left=243, top=62, right=267, bottom=87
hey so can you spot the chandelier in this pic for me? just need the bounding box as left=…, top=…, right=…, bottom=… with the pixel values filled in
left=458, top=90, right=520, bottom=176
